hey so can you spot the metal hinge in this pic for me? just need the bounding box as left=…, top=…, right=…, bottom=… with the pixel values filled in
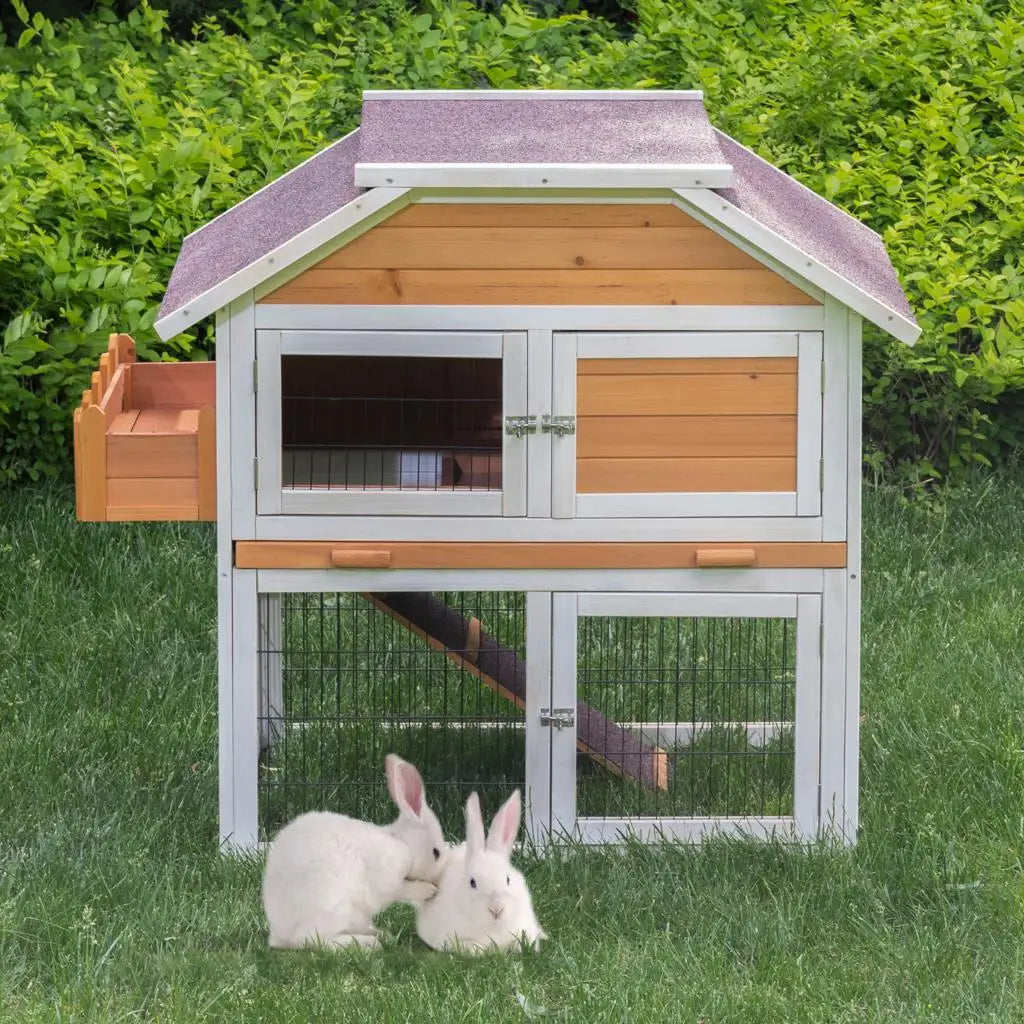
left=541, top=414, right=576, bottom=436
left=819, top=458, right=825, bottom=491
left=539, top=707, right=575, bottom=729
left=818, top=622, right=824, bottom=657
left=821, top=360, right=826, bottom=395
left=253, top=359, right=258, bottom=393
left=504, top=415, right=538, bottom=438
left=253, top=457, right=259, bottom=490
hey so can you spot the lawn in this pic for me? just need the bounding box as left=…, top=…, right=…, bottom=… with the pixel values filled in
left=1, top=478, right=1023, bottom=1022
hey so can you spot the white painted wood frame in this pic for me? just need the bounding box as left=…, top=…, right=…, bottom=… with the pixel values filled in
left=526, top=330, right=553, bottom=519
left=821, top=298, right=851, bottom=540
left=819, top=569, right=848, bottom=842
left=550, top=333, right=576, bottom=520
left=253, top=304, right=827, bottom=333
left=796, top=331, right=824, bottom=517
left=228, top=296, right=257, bottom=538
left=549, top=592, right=579, bottom=841
left=558, top=589, right=822, bottom=844
left=229, top=569, right=260, bottom=852
left=257, top=593, right=283, bottom=751
left=252, top=329, right=527, bottom=517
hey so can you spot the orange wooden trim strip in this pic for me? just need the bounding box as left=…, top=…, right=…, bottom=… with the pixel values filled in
left=330, top=549, right=392, bottom=568
left=263, top=268, right=818, bottom=307
left=197, top=405, right=217, bottom=521
left=235, top=541, right=847, bottom=570
left=318, top=226, right=761, bottom=271
left=576, top=456, right=796, bottom=494
left=105, top=507, right=200, bottom=522
left=577, top=372, right=798, bottom=416
left=577, top=414, right=796, bottom=459
left=578, top=357, right=797, bottom=376
left=386, top=203, right=701, bottom=229
left=77, top=404, right=107, bottom=521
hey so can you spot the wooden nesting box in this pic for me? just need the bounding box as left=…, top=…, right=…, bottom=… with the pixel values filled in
left=78, top=90, right=918, bottom=853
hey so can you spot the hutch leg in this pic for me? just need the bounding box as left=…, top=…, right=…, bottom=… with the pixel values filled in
left=819, top=568, right=851, bottom=843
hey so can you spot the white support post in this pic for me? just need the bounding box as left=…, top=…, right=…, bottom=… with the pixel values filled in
left=819, top=567, right=849, bottom=842
left=793, top=593, right=822, bottom=839
left=228, top=295, right=257, bottom=538
left=844, top=311, right=864, bottom=841
left=228, top=569, right=261, bottom=852
left=822, top=298, right=850, bottom=540
left=549, top=592, right=578, bottom=838
left=524, top=592, right=552, bottom=847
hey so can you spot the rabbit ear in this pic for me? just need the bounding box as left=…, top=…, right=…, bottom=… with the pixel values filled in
left=385, top=754, right=425, bottom=819
left=486, top=789, right=521, bottom=859
left=465, top=792, right=486, bottom=854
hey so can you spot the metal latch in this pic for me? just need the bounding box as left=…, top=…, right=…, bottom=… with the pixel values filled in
left=541, top=414, right=576, bottom=436
left=539, top=707, right=575, bottom=729
left=504, top=415, right=538, bottom=438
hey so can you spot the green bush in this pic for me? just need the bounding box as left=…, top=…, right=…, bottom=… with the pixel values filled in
left=1, top=0, right=1021, bottom=487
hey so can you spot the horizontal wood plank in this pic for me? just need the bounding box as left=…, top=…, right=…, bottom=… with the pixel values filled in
left=387, top=203, right=701, bottom=229
left=106, top=506, right=201, bottom=522
left=319, top=226, right=762, bottom=271
left=577, top=415, right=797, bottom=458
left=107, top=434, right=198, bottom=479
left=129, top=361, right=215, bottom=408
left=132, top=408, right=201, bottom=434
left=577, top=372, right=798, bottom=416
left=576, top=457, right=796, bottom=493
left=106, top=476, right=198, bottom=509
left=578, top=357, right=797, bottom=375
left=235, top=540, right=846, bottom=570
left=264, top=269, right=816, bottom=306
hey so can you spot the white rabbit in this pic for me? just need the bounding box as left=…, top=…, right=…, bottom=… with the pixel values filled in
left=262, top=754, right=446, bottom=950
left=415, top=789, right=546, bottom=954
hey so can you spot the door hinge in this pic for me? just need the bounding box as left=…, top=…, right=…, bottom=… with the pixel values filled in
left=821, top=360, right=826, bottom=395
left=818, top=622, right=824, bottom=657
left=253, top=359, right=258, bottom=394
left=819, top=458, right=825, bottom=491
left=504, top=415, right=538, bottom=438
left=253, top=457, right=259, bottom=490
left=541, top=414, right=576, bottom=436
left=539, top=707, right=575, bottom=729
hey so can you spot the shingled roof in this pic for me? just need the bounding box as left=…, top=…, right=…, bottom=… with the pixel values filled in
left=156, top=90, right=919, bottom=344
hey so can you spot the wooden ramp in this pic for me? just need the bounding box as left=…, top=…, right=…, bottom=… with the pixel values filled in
left=366, top=592, right=669, bottom=792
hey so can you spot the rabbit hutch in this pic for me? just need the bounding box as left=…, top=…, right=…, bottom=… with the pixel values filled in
left=73, top=90, right=919, bottom=852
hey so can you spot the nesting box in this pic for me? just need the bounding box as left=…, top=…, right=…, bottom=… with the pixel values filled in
left=78, top=90, right=918, bottom=851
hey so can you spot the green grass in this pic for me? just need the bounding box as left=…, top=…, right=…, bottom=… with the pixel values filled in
left=2, top=478, right=1024, bottom=1022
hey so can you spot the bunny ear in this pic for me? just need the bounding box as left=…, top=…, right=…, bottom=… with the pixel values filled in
left=465, top=792, right=486, bottom=854
left=486, top=789, right=521, bottom=859
left=385, top=754, right=425, bottom=819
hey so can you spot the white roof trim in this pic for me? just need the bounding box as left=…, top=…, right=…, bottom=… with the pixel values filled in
left=361, top=89, right=705, bottom=102
left=154, top=187, right=411, bottom=340
left=673, top=188, right=920, bottom=345
left=355, top=163, right=734, bottom=190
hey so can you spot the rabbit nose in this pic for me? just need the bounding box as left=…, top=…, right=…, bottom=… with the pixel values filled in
left=489, top=904, right=505, bottom=920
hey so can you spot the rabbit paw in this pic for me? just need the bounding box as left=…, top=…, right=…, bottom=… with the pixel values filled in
left=401, top=879, right=438, bottom=903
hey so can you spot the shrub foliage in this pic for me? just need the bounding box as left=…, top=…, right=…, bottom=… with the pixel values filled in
left=1, top=0, right=1021, bottom=486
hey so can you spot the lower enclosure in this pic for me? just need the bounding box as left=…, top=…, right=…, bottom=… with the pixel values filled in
left=255, top=588, right=822, bottom=845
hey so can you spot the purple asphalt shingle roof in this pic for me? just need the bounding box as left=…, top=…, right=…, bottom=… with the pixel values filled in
left=714, top=131, right=915, bottom=322
left=159, top=132, right=363, bottom=322
left=357, top=95, right=727, bottom=166
left=156, top=92, right=916, bottom=340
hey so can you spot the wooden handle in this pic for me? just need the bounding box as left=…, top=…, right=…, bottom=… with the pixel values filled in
left=330, top=549, right=392, bottom=568
left=695, top=547, right=756, bottom=568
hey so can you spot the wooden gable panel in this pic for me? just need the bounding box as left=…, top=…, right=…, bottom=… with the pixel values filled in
left=261, top=204, right=819, bottom=307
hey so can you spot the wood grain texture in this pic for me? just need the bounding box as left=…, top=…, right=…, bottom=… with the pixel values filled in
left=235, top=540, right=847, bottom=570
left=263, top=268, right=816, bottom=306
left=577, top=372, right=798, bottom=416
left=576, top=414, right=796, bottom=459
left=77, top=404, right=107, bottom=521
left=106, top=476, right=198, bottom=509
left=576, top=456, right=796, bottom=493
left=106, top=434, right=197, bottom=479
left=578, top=357, right=797, bottom=376
left=129, top=362, right=215, bottom=408
left=197, top=405, right=217, bottom=521
left=385, top=203, right=702, bottom=228
left=261, top=202, right=819, bottom=307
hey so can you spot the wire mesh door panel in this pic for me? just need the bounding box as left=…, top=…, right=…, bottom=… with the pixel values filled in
left=257, top=590, right=531, bottom=841
left=550, top=592, right=821, bottom=843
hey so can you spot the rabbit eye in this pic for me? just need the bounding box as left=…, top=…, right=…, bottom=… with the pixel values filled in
left=506, top=875, right=511, bottom=886
left=469, top=877, right=477, bottom=889
left=432, top=847, right=440, bottom=860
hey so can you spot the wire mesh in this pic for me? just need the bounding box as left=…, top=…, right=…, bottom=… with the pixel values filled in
left=576, top=615, right=797, bottom=819
left=280, top=355, right=502, bottom=492
left=258, top=591, right=525, bottom=839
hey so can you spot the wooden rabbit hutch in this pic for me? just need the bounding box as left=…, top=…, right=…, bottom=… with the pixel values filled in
left=76, top=91, right=918, bottom=852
